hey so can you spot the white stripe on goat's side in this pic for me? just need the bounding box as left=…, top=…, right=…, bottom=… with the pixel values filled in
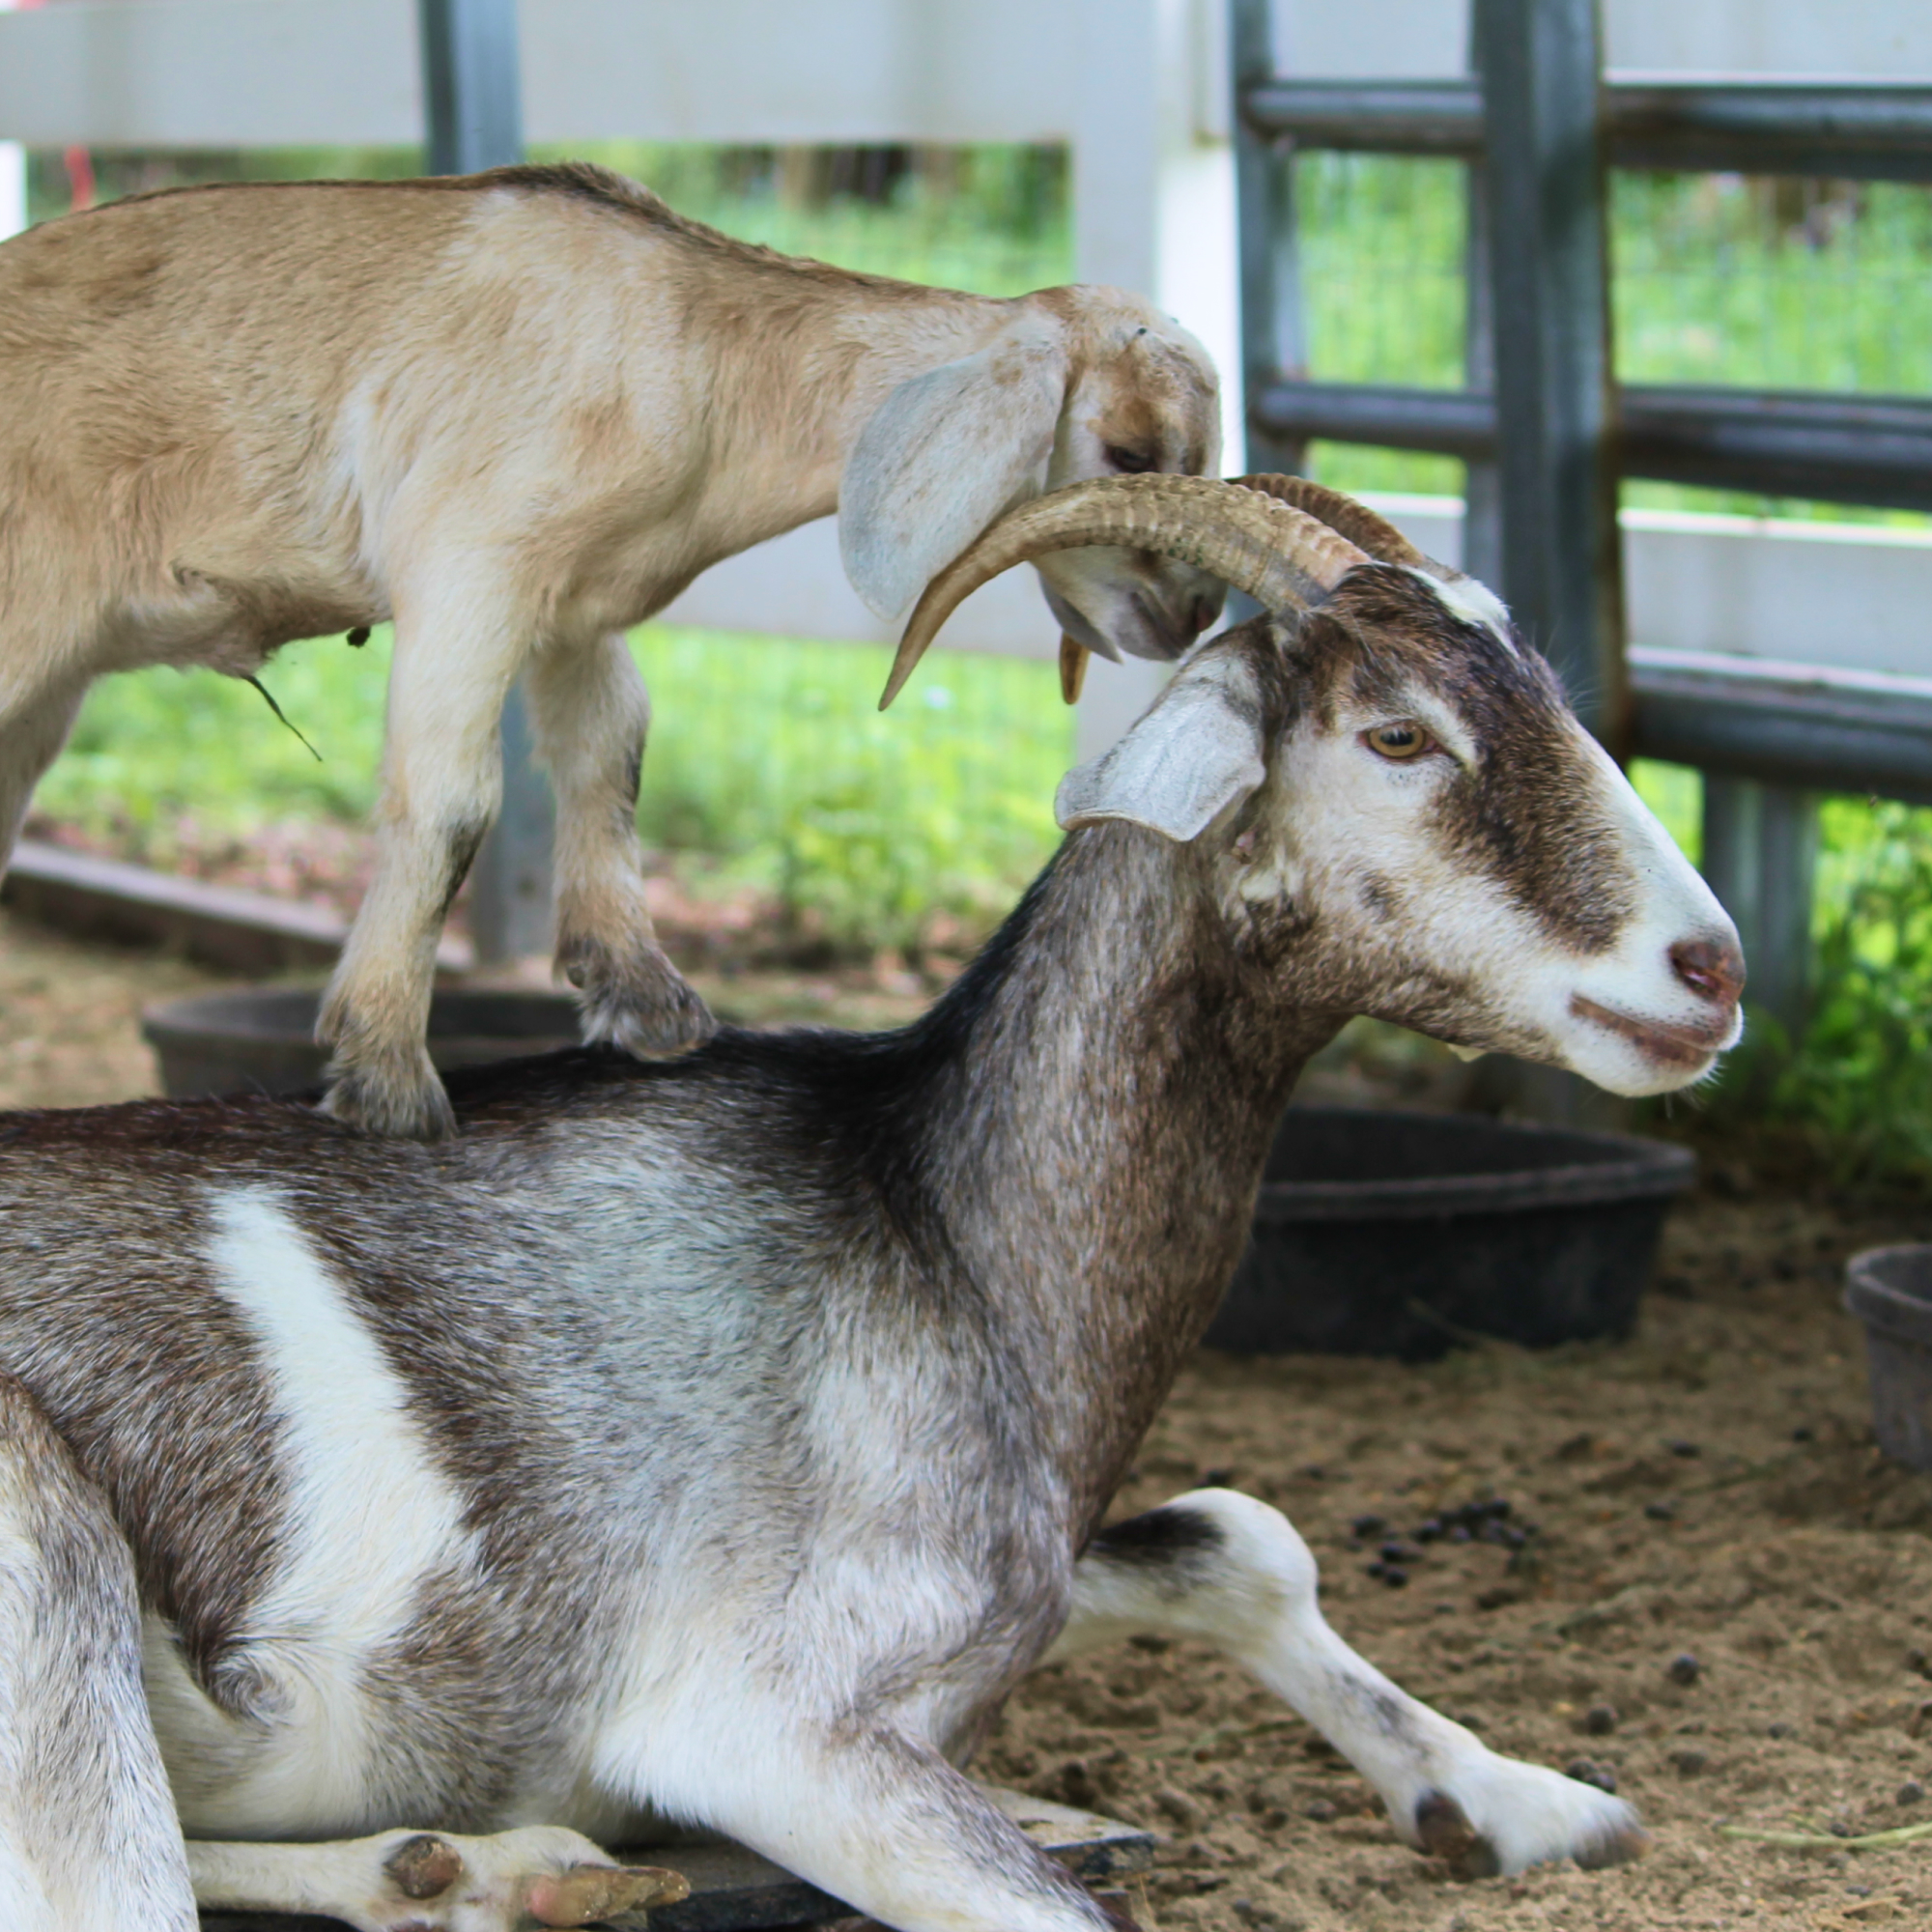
left=182, top=1184, right=479, bottom=1832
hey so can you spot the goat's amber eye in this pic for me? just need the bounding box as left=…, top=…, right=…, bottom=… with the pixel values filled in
left=1364, top=722, right=1433, bottom=760
left=1106, top=444, right=1158, bottom=474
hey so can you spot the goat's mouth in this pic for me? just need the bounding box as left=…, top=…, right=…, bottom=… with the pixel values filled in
left=1570, top=994, right=1735, bottom=1070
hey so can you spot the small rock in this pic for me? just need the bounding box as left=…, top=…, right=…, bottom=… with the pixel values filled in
left=1129, top=1634, right=1172, bottom=1654
left=1304, top=1799, right=1338, bottom=1822
left=1060, top=1759, right=1099, bottom=1807
left=1667, top=1652, right=1702, bottom=1687
left=1898, top=1780, right=1926, bottom=1807
left=1201, top=1466, right=1236, bottom=1488
left=1644, top=1499, right=1677, bottom=1522
left=1669, top=1747, right=1709, bottom=1776
left=1476, top=1585, right=1519, bottom=1611
left=1791, top=1425, right=1814, bottom=1443
left=1350, top=1514, right=1388, bottom=1540
left=1379, top=1540, right=1423, bottom=1565
left=1767, top=1720, right=1795, bottom=1740
left=1909, top=1648, right=1931, bottom=1680
left=1583, top=1703, right=1619, bottom=1736
left=1665, top=1438, right=1702, bottom=1459
left=1565, top=1758, right=1618, bottom=1794
left=1153, top=1785, right=1203, bottom=1829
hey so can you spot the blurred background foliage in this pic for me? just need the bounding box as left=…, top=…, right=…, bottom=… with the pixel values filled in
left=21, top=140, right=1932, bottom=1179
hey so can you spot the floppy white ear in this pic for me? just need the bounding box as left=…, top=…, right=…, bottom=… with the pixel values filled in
left=1054, top=657, right=1267, bottom=842
left=839, top=318, right=1068, bottom=621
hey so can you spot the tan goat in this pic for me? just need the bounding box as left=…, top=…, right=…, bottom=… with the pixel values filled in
left=0, top=162, right=1222, bottom=1137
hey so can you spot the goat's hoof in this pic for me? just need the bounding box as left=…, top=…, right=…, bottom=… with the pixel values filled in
left=526, top=1862, right=690, bottom=1927
left=1410, top=1762, right=1651, bottom=1878
left=565, top=939, right=717, bottom=1060
left=320, top=1051, right=457, bottom=1141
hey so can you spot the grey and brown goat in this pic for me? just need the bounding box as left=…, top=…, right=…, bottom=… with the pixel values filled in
left=0, top=479, right=1741, bottom=1930
left=0, top=162, right=1222, bottom=1140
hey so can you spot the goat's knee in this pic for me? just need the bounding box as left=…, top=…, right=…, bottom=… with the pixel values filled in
left=1055, top=1487, right=1315, bottom=1662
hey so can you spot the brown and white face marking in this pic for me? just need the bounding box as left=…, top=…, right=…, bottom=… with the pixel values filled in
left=1063, top=566, right=1743, bottom=1098
left=1032, top=293, right=1226, bottom=662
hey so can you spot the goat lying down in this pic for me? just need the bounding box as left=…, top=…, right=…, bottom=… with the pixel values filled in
left=0, top=479, right=1743, bottom=1932
left=0, top=161, right=1222, bottom=1141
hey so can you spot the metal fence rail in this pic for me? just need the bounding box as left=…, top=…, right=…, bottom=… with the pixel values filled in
left=1245, top=79, right=1932, bottom=181
left=1250, top=382, right=1932, bottom=512
left=1231, top=0, right=1932, bottom=1041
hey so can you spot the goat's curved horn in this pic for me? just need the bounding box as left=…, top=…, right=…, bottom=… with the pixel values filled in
left=878, top=475, right=1371, bottom=710
left=1232, top=473, right=1479, bottom=590
left=1230, top=474, right=1432, bottom=569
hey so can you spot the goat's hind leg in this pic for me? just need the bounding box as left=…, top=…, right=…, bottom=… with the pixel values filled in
left=0, top=1372, right=195, bottom=1930
left=188, top=1827, right=686, bottom=1932
left=525, top=633, right=714, bottom=1056
left=0, top=674, right=88, bottom=872
left=1051, top=1489, right=1650, bottom=1878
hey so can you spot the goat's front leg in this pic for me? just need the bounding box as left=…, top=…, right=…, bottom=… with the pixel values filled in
left=524, top=633, right=714, bottom=1056
left=317, top=589, right=533, bottom=1138
left=655, top=1721, right=1134, bottom=1932
left=1050, top=1489, right=1651, bottom=1878
left=187, top=1828, right=686, bottom=1932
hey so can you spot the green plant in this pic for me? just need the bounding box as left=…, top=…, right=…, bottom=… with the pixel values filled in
left=1681, top=802, right=1932, bottom=1183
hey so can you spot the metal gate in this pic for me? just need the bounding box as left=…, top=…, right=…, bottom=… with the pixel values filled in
left=1230, top=0, right=1932, bottom=1036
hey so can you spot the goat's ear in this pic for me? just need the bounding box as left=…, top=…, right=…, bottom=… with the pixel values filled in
left=839, top=319, right=1068, bottom=621
left=1055, top=657, right=1266, bottom=842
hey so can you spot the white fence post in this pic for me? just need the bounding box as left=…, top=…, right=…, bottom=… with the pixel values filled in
left=0, top=0, right=24, bottom=242
left=1068, top=0, right=1238, bottom=763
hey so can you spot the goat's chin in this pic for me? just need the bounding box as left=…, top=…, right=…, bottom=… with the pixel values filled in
left=1554, top=997, right=1742, bottom=1098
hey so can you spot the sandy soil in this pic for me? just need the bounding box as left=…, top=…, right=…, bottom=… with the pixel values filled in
left=4, top=911, right=1931, bottom=1930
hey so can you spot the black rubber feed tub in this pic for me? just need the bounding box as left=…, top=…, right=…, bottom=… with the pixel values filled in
left=1204, top=1107, right=1695, bottom=1361
left=142, top=987, right=583, bottom=1099
left=1845, top=1246, right=1932, bottom=1472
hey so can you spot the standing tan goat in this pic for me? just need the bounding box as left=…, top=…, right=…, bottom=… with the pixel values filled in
left=0, top=163, right=1222, bottom=1136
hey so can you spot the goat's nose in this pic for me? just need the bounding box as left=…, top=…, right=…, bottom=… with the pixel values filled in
left=1187, top=593, right=1221, bottom=637
left=1669, top=936, right=1745, bottom=1006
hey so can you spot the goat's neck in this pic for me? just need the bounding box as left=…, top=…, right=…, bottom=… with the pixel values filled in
left=692, top=263, right=1009, bottom=539
left=922, top=829, right=1342, bottom=1534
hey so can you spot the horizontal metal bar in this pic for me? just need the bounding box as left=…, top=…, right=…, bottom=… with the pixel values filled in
left=1242, top=80, right=1482, bottom=156
left=1242, top=78, right=1932, bottom=181
left=1249, top=380, right=1932, bottom=512
left=1611, top=84, right=1932, bottom=184
left=1249, top=381, right=1496, bottom=458
left=1620, top=386, right=1932, bottom=513
left=1629, top=653, right=1932, bottom=803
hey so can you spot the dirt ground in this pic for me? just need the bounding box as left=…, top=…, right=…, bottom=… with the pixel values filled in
left=3, top=912, right=1930, bottom=1931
